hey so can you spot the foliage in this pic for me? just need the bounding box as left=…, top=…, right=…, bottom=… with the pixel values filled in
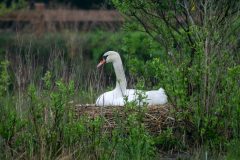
left=226, top=139, right=240, bottom=160
left=0, top=65, right=156, bottom=159
left=0, top=25, right=239, bottom=158
left=0, top=0, right=27, bottom=16
left=0, top=61, right=25, bottom=159
left=0, top=0, right=240, bottom=156
left=112, top=0, right=240, bottom=153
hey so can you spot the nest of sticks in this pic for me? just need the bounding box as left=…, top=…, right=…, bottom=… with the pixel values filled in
left=74, top=104, right=178, bottom=134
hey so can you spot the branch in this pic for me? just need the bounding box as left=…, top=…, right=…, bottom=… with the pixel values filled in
left=173, top=4, right=188, bottom=33
left=131, top=12, right=169, bottom=53
left=179, top=0, right=196, bottom=26
left=131, top=12, right=155, bottom=39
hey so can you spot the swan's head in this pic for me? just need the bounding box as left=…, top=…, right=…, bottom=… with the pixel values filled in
left=97, top=51, right=121, bottom=68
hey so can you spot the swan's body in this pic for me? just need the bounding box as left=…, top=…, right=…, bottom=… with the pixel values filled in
left=96, top=51, right=167, bottom=106
left=96, top=88, right=167, bottom=106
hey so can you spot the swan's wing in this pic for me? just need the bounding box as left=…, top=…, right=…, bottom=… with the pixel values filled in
left=96, top=88, right=168, bottom=106
left=146, top=89, right=168, bottom=105
left=95, top=90, right=124, bottom=106
left=124, top=89, right=137, bottom=101
left=124, top=89, right=148, bottom=105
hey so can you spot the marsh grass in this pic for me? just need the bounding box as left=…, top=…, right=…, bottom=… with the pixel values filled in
left=0, top=64, right=156, bottom=159
left=0, top=31, right=240, bottom=159
left=0, top=31, right=157, bottom=159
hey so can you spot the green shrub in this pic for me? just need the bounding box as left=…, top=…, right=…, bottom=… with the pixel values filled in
left=226, top=139, right=240, bottom=160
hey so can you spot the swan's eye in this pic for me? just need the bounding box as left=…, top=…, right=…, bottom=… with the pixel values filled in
left=103, top=55, right=108, bottom=60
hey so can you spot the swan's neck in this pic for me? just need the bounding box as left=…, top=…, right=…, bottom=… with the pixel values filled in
left=112, top=59, right=127, bottom=94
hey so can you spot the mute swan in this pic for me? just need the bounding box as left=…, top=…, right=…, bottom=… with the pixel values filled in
left=95, top=51, right=167, bottom=106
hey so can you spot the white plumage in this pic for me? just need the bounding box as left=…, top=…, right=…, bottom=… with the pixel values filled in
left=96, top=51, right=167, bottom=106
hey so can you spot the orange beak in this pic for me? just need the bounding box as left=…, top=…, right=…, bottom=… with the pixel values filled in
left=97, top=59, right=106, bottom=68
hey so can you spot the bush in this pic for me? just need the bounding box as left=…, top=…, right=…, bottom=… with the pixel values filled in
left=0, top=65, right=157, bottom=159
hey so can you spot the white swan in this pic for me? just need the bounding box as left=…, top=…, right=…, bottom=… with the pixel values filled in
left=95, top=51, right=167, bottom=106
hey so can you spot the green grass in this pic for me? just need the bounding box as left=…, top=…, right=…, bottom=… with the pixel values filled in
left=0, top=30, right=240, bottom=159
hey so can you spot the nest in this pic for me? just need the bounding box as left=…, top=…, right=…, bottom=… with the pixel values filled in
left=74, top=104, right=176, bottom=134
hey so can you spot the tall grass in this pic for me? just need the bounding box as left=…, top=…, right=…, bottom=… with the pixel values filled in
left=0, top=31, right=157, bottom=159
left=0, top=61, right=156, bottom=159
left=0, top=30, right=239, bottom=159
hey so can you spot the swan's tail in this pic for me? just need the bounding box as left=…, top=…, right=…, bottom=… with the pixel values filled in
left=158, top=87, right=165, bottom=93
left=159, top=87, right=168, bottom=104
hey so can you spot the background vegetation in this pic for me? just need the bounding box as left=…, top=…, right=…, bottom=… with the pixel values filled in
left=0, top=0, right=240, bottom=159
